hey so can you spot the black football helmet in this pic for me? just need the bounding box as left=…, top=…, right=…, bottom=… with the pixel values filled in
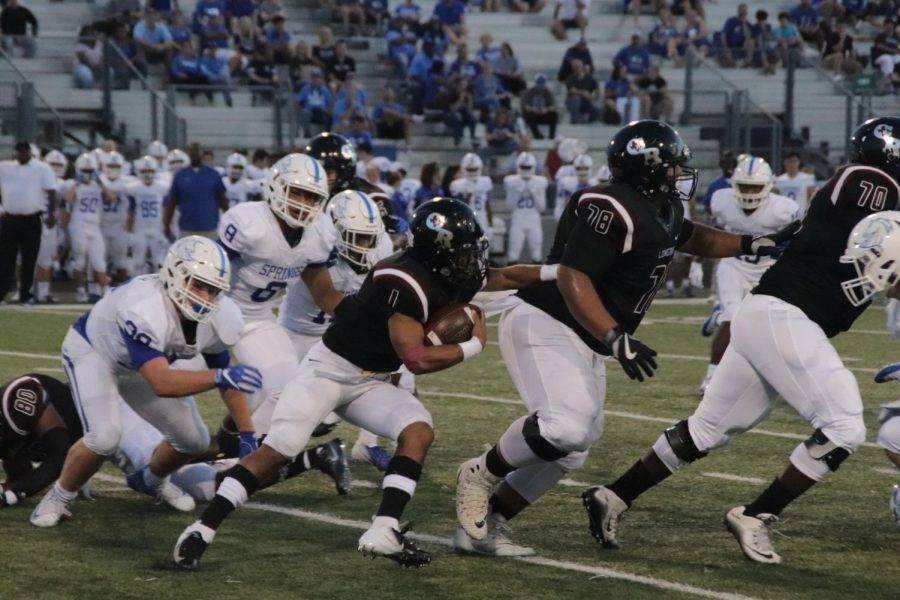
left=304, top=132, right=357, bottom=192
left=849, top=116, right=900, bottom=181
left=409, top=198, right=489, bottom=289
left=607, top=120, right=697, bottom=201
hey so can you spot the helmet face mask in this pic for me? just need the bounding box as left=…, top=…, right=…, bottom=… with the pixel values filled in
left=731, top=155, right=773, bottom=211
left=840, top=211, right=900, bottom=307
left=410, top=198, right=490, bottom=289
left=135, top=155, right=159, bottom=186
left=160, top=236, right=231, bottom=323
left=265, top=153, right=330, bottom=228
left=329, top=190, right=385, bottom=273
left=75, top=153, right=98, bottom=184
left=515, top=152, right=536, bottom=180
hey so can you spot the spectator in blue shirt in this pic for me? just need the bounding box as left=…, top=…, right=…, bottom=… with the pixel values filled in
left=264, top=13, right=292, bottom=63
left=716, top=3, right=754, bottom=67
left=475, top=32, right=501, bottom=64
left=449, top=42, right=481, bottom=82
left=393, top=0, right=422, bottom=30
left=414, top=162, right=442, bottom=207
left=343, top=114, right=373, bottom=147
left=476, top=107, right=520, bottom=172
left=133, top=9, right=176, bottom=64
left=472, top=59, right=510, bottom=119
left=200, top=46, right=233, bottom=106
left=789, top=0, right=821, bottom=44
left=421, top=17, right=450, bottom=58
left=296, top=68, right=333, bottom=136
left=199, top=10, right=230, bottom=51
left=192, top=0, right=226, bottom=34
left=332, top=73, right=368, bottom=121
left=226, top=0, right=256, bottom=24
left=432, top=0, right=466, bottom=45
left=163, top=143, right=228, bottom=239
left=648, top=7, right=680, bottom=61
left=677, top=7, right=710, bottom=59
left=168, top=11, right=193, bottom=45
left=614, top=34, right=651, bottom=76
left=751, top=10, right=779, bottom=73
left=386, top=19, right=418, bottom=71
left=407, top=41, right=436, bottom=115
left=372, top=87, right=410, bottom=142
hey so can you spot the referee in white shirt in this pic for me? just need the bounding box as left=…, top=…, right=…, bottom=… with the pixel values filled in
left=0, top=141, right=57, bottom=303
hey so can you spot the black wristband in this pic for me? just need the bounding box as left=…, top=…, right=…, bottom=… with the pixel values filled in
left=740, top=234, right=753, bottom=255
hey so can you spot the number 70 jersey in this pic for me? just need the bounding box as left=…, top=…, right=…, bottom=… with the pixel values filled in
left=217, top=202, right=336, bottom=322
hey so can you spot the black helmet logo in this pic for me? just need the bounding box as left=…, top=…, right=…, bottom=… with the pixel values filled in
left=425, top=212, right=454, bottom=249
left=626, top=137, right=662, bottom=166
left=874, top=123, right=900, bottom=159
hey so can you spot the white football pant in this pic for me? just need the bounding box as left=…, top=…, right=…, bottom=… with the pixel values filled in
left=69, top=225, right=107, bottom=273
left=130, top=229, right=165, bottom=274
left=36, top=224, right=58, bottom=270
left=506, top=213, right=543, bottom=263
left=104, top=231, right=130, bottom=272
left=714, top=259, right=761, bottom=322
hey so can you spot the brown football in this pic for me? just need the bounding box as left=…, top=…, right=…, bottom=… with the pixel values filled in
left=424, top=303, right=480, bottom=346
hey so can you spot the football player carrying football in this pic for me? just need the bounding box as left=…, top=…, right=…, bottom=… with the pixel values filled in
left=173, top=198, right=557, bottom=570
left=583, top=117, right=900, bottom=564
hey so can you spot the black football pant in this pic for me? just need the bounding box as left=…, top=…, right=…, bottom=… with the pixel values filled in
left=0, top=212, right=42, bottom=302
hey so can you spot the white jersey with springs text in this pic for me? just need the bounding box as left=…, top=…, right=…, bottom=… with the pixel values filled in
left=218, top=201, right=336, bottom=322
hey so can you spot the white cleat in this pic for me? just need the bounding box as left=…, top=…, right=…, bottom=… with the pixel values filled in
left=455, top=455, right=502, bottom=541
left=357, top=524, right=431, bottom=567
left=159, top=479, right=196, bottom=512
left=30, top=488, right=73, bottom=528
left=724, top=506, right=782, bottom=564
left=582, top=485, right=629, bottom=549
left=453, top=513, right=535, bottom=557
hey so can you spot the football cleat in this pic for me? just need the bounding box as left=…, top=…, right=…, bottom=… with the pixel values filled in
left=351, top=441, right=392, bottom=472
left=724, top=506, right=782, bottom=564
left=891, top=485, right=900, bottom=524
left=701, top=303, right=722, bottom=337
left=315, top=438, right=352, bottom=495
left=582, top=485, right=628, bottom=549
left=358, top=523, right=431, bottom=567
left=173, top=521, right=214, bottom=570
left=455, top=455, right=502, bottom=541
left=127, top=468, right=196, bottom=511
left=453, top=513, right=535, bottom=557
left=30, top=487, right=73, bottom=528
left=874, top=363, right=900, bottom=384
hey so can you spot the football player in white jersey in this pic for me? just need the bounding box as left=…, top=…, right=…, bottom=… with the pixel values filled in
left=168, top=149, right=189, bottom=175
left=127, top=156, right=169, bottom=274
left=554, top=154, right=597, bottom=221
left=33, top=151, right=71, bottom=303
left=871, top=282, right=900, bottom=522
left=279, top=189, right=396, bottom=471
left=222, top=152, right=261, bottom=208
left=99, top=151, right=133, bottom=282
left=216, top=153, right=343, bottom=438
left=146, top=140, right=168, bottom=173
left=30, top=236, right=263, bottom=527
left=451, top=153, right=493, bottom=236
left=62, top=153, right=117, bottom=303
left=774, top=151, right=816, bottom=216
left=699, top=156, right=799, bottom=395
left=505, top=152, right=547, bottom=264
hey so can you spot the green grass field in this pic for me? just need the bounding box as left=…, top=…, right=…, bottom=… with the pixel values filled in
left=0, top=300, right=897, bottom=600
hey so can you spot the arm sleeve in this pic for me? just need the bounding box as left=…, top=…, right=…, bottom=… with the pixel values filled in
left=8, top=428, right=71, bottom=499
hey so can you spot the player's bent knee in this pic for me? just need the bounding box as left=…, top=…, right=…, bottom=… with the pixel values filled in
left=387, top=403, right=433, bottom=441
left=523, top=412, right=593, bottom=459
left=169, top=427, right=211, bottom=456
left=397, top=421, right=434, bottom=451
left=821, top=419, right=866, bottom=456
left=555, top=448, right=588, bottom=473
left=83, top=425, right=123, bottom=456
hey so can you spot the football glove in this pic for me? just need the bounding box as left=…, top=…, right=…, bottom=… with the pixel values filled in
left=214, top=365, right=263, bottom=394
left=238, top=431, right=258, bottom=458
left=604, top=327, right=658, bottom=382
left=741, top=221, right=801, bottom=258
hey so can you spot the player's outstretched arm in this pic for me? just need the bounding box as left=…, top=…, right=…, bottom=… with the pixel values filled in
left=677, top=221, right=800, bottom=258
left=390, top=310, right=487, bottom=375
left=302, top=264, right=344, bottom=316
left=482, top=263, right=558, bottom=291
left=138, top=357, right=263, bottom=398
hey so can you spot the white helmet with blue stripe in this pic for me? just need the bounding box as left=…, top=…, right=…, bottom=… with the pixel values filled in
left=732, top=155, right=773, bottom=210
left=160, top=235, right=231, bottom=323
left=328, top=189, right=385, bottom=272
left=265, top=153, right=330, bottom=228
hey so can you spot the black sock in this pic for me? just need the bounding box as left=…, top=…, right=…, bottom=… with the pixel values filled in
left=282, top=447, right=321, bottom=480
left=488, top=494, right=518, bottom=521
left=201, top=465, right=260, bottom=530
left=607, top=455, right=672, bottom=506
left=744, top=478, right=800, bottom=517
left=376, top=456, right=422, bottom=520
left=485, top=446, right=515, bottom=478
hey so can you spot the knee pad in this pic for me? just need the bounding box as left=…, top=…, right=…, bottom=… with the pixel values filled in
left=805, top=428, right=855, bottom=471
left=522, top=412, right=595, bottom=460
left=83, top=425, right=123, bottom=457
left=170, top=425, right=211, bottom=457
left=663, top=420, right=708, bottom=464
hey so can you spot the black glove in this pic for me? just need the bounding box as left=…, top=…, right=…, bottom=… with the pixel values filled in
left=741, top=221, right=802, bottom=257
left=604, top=327, right=658, bottom=382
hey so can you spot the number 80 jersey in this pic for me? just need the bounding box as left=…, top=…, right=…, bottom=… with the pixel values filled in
left=217, top=202, right=336, bottom=322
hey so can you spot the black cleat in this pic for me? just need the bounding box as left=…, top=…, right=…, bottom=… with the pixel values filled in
left=358, top=524, right=432, bottom=568
left=173, top=525, right=210, bottom=570
left=315, top=438, right=352, bottom=495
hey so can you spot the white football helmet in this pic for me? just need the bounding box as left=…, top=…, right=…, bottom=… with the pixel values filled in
left=44, top=150, right=67, bottom=179
left=731, top=155, right=773, bottom=211
left=840, top=211, right=900, bottom=307
left=135, top=155, right=159, bottom=186
left=264, top=153, right=330, bottom=228
left=167, top=149, right=188, bottom=173
left=103, top=151, right=126, bottom=180
left=29, top=143, right=41, bottom=161
left=160, top=236, right=231, bottom=323
left=574, top=154, right=593, bottom=183
left=516, top=152, right=537, bottom=180
left=558, top=138, right=587, bottom=164
left=461, top=153, right=483, bottom=181
left=226, top=152, right=247, bottom=180
left=147, top=140, right=168, bottom=163
left=596, top=164, right=612, bottom=183
left=328, top=189, right=385, bottom=272
left=74, top=152, right=98, bottom=184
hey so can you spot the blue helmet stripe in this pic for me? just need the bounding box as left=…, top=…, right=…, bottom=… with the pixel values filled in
left=357, top=190, right=375, bottom=223
left=748, top=157, right=756, bottom=175
left=214, top=239, right=227, bottom=277
left=311, top=157, right=321, bottom=183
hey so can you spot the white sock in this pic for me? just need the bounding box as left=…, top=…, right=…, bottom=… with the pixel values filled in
left=36, top=281, right=49, bottom=298
left=372, top=515, right=400, bottom=531
left=53, top=481, right=77, bottom=502
left=192, top=520, right=217, bottom=543
left=356, top=429, right=378, bottom=447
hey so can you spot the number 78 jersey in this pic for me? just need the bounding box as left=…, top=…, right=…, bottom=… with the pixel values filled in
left=217, top=202, right=336, bottom=322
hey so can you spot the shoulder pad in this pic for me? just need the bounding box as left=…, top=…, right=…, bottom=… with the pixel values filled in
left=219, top=203, right=267, bottom=252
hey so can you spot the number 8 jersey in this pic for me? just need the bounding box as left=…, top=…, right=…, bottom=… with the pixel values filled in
left=217, top=201, right=336, bottom=322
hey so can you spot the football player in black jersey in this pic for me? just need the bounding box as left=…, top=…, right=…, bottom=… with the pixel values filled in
left=0, top=374, right=82, bottom=509
left=453, top=119, right=797, bottom=556
left=173, top=198, right=559, bottom=570
left=582, top=116, right=900, bottom=564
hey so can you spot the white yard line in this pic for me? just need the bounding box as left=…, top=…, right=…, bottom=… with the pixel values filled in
left=873, top=467, right=899, bottom=476
left=0, top=349, right=59, bottom=360
left=701, top=472, right=767, bottom=485
left=244, top=501, right=761, bottom=600
left=559, top=478, right=592, bottom=487
left=419, top=391, right=880, bottom=449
